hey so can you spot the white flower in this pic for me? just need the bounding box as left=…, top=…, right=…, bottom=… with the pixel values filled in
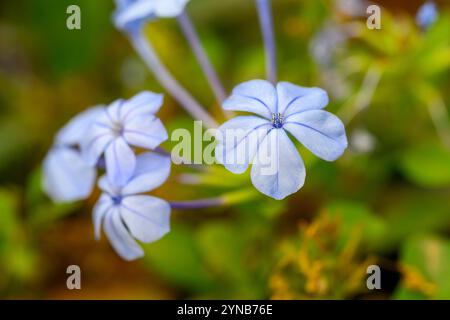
left=81, top=91, right=168, bottom=187
left=43, top=107, right=103, bottom=202
left=94, top=152, right=171, bottom=260
left=216, top=80, right=348, bottom=200
left=114, top=0, right=191, bottom=33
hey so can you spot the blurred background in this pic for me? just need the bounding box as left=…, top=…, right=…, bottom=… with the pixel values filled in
left=0, top=0, right=449, bottom=299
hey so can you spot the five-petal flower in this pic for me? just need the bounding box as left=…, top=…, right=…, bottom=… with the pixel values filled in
left=114, top=0, right=191, bottom=33
left=215, top=80, right=348, bottom=200
left=93, top=152, right=171, bottom=260
left=81, top=91, right=168, bottom=187
left=43, top=107, right=103, bottom=202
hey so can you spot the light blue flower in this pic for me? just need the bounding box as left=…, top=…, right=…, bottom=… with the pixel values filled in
left=81, top=91, right=168, bottom=187
left=94, top=152, right=171, bottom=260
left=114, top=0, right=191, bottom=33
left=215, top=80, right=348, bottom=200
left=416, top=1, right=438, bottom=29
left=43, top=107, right=103, bottom=203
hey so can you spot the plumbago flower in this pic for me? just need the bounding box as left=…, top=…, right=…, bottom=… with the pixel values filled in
left=94, top=152, right=171, bottom=260
left=114, top=0, right=190, bottom=32
left=215, top=80, right=348, bottom=200
left=81, top=91, right=168, bottom=187
left=43, top=107, right=103, bottom=202
left=416, top=1, right=438, bottom=29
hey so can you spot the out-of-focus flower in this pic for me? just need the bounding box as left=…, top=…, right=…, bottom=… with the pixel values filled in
left=94, top=152, right=171, bottom=260
left=114, top=0, right=191, bottom=33
left=270, top=215, right=375, bottom=299
left=416, top=1, right=438, bottom=29
left=350, top=128, right=376, bottom=154
left=43, top=107, right=103, bottom=203
left=310, top=22, right=348, bottom=68
left=215, top=80, right=348, bottom=200
left=334, top=0, right=369, bottom=17
left=81, top=91, right=168, bottom=187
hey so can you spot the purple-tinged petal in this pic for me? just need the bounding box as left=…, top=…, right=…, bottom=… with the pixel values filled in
left=119, top=91, right=164, bottom=122
left=55, top=107, right=104, bottom=146
left=106, top=99, right=125, bottom=124
left=223, top=80, right=277, bottom=119
left=215, top=116, right=272, bottom=174
left=98, top=175, right=121, bottom=196
left=155, top=0, right=190, bottom=18
left=276, top=82, right=329, bottom=118
left=122, top=152, right=171, bottom=195
left=123, top=116, right=168, bottom=150
left=43, top=147, right=96, bottom=203
left=93, top=194, right=114, bottom=240
left=284, top=110, right=348, bottom=161
left=416, top=1, right=438, bottom=29
left=251, top=129, right=305, bottom=200
left=114, top=0, right=156, bottom=32
left=80, top=110, right=115, bottom=166
left=103, top=207, right=144, bottom=261
left=105, top=137, right=137, bottom=186
left=120, top=195, right=170, bottom=243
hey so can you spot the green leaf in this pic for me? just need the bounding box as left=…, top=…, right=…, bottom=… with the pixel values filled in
left=0, top=189, right=20, bottom=246
left=197, top=222, right=247, bottom=284
left=394, top=235, right=450, bottom=300
left=24, top=0, right=112, bottom=76
left=323, top=201, right=387, bottom=250
left=400, top=141, right=450, bottom=188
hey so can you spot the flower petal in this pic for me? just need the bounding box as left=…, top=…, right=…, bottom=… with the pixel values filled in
left=55, top=107, right=104, bottom=146
left=122, top=152, right=171, bottom=195
left=43, top=147, right=96, bottom=203
left=276, top=82, right=329, bottom=118
left=120, top=195, right=171, bottom=243
left=105, top=137, right=137, bottom=186
left=80, top=109, right=115, bottom=166
left=123, top=115, right=168, bottom=150
left=155, top=0, right=190, bottom=17
left=284, top=110, right=348, bottom=161
left=215, top=116, right=272, bottom=174
left=106, top=99, right=125, bottom=124
left=119, top=91, right=164, bottom=122
left=98, top=175, right=121, bottom=196
left=223, top=80, right=277, bottom=119
left=114, top=0, right=156, bottom=32
left=103, top=207, right=144, bottom=261
left=93, top=194, right=114, bottom=240
left=251, top=129, right=306, bottom=200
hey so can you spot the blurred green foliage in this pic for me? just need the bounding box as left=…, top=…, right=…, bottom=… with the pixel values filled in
left=0, top=0, right=449, bottom=299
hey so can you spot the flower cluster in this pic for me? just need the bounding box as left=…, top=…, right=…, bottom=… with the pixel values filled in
left=43, top=0, right=349, bottom=260
left=43, top=92, right=171, bottom=260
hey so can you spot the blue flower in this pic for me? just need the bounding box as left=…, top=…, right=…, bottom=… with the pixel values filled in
left=93, top=152, right=171, bottom=260
left=416, top=1, right=438, bottom=29
left=43, top=107, right=103, bottom=203
left=215, top=80, right=348, bottom=200
left=114, top=0, right=191, bottom=33
left=81, top=91, right=168, bottom=187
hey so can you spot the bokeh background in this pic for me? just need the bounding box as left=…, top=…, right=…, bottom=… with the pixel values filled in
left=0, top=0, right=449, bottom=299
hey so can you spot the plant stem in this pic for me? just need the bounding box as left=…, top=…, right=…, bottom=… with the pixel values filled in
left=255, top=0, right=277, bottom=84
left=170, top=197, right=224, bottom=210
left=178, top=11, right=227, bottom=105
left=129, top=31, right=218, bottom=129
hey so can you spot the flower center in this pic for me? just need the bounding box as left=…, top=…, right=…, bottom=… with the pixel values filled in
left=111, top=122, right=124, bottom=137
left=272, top=113, right=284, bottom=128
left=112, top=195, right=123, bottom=205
